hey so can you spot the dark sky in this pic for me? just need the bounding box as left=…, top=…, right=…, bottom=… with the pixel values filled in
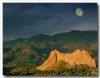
left=3, top=3, right=98, bottom=41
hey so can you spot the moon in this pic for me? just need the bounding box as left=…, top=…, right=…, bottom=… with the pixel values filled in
left=76, top=8, right=84, bottom=16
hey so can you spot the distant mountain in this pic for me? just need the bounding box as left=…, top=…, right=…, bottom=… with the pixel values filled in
left=37, top=49, right=96, bottom=71
left=3, top=30, right=98, bottom=68
left=4, top=30, right=97, bottom=49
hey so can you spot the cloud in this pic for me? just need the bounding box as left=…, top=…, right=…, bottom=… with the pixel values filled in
left=3, top=3, right=98, bottom=41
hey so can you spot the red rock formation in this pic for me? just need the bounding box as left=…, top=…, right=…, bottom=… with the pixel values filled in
left=37, top=49, right=96, bottom=71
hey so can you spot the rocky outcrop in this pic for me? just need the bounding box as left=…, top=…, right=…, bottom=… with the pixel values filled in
left=37, top=49, right=96, bottom=71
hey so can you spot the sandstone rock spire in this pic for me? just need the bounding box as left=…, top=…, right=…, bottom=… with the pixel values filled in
left=37, top=49, right=96, bottom=71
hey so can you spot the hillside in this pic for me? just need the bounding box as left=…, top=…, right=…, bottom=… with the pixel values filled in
left=3, top=31, right=97, bottom=66
left=3, top=30, right=98, bottom=75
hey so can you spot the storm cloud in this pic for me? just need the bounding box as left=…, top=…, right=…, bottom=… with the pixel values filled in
left=3, top=3, right=98, bottom=41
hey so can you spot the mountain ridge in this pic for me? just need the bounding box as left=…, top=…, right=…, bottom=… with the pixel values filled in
left=4, top=30, right=97, bottom=43
left=3, top=30, right=97, bottom=68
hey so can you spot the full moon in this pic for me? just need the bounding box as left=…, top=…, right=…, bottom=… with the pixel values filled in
left=76, top=8, right=84, bottom=16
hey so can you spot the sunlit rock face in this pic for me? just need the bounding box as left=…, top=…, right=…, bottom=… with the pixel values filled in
left=36, top=49, right=96, bottom=71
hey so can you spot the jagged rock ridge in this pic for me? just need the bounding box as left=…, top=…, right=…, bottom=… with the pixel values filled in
left=37, top=49, right=96, bottom=71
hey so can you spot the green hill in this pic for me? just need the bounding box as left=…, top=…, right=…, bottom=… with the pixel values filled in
left=3, top=30, right=98, bottom=75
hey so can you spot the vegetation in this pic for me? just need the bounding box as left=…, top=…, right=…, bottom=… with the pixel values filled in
left=3, top=63, right=98, bottom=76
left=3, top=31, right=98, bottom=76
